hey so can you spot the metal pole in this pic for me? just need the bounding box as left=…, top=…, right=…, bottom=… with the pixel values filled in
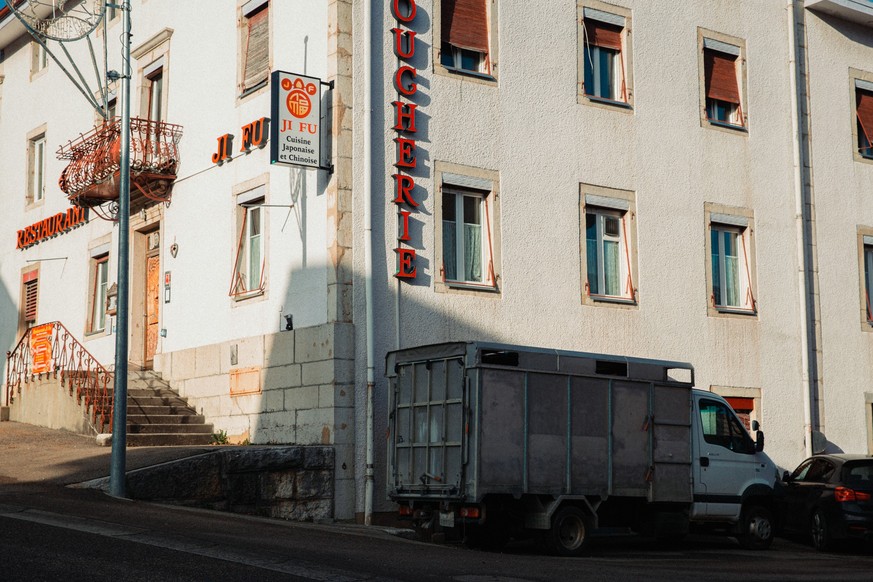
left=109, top=1, right=132, bottom=498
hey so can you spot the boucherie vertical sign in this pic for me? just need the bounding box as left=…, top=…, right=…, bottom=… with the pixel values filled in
left=270, top=71, right=322, bottom=169
left=391, top=0, right=422, bottom=279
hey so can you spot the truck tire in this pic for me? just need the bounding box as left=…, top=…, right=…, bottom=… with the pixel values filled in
left=738, top=505, right=774, bottom=550
left=543, top=506, right=591, bottom=557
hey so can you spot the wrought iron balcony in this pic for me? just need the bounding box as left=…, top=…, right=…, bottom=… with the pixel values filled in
left=57, top=117, right=183, bottom=212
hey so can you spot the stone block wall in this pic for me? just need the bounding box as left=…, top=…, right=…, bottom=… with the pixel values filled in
left=153, top=321, right=355, bottom=519
left=8, top=375, right=97, bottom=435
left=125, top=446, right=335, bottom=521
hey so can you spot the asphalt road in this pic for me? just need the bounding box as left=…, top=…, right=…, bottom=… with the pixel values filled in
left=1, top=421, right=872, bottom=581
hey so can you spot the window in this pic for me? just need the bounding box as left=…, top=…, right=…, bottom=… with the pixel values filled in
left=240, top=0, right=270, bottom=97
left=230, top=186, right=266, bottom=298
left=31, top=40, right=48, bottom=76
left=860, top=232, right=873, bottom=326
left=20, top=269, right=39, bottom=334
left=439, top=0, right=494, bottom=77
left=699, top=398, right=755, bottom=454
left=855, top=80, right=873, bottom=160
left=88, top=254, right=109, bottom=333
left=791, top=458, right=835, bottom=483
left=144, top=65, right=164, bottom=122
left=581, top=187, right=637, bottom=306
left=28, top=133, right=46, bottom=205
left=435, top=164, right=500, bottom=293
left=706, top=206, right=756, bottom=315
left=700, top=35, right=746, bottom=129
left=580, top=6, right=630, bottom=105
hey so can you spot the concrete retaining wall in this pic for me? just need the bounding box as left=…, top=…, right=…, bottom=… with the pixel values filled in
left=7, top=376, right=96, bottom=435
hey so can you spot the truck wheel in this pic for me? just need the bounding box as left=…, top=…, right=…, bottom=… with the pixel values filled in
left=543, top=506, right=591, bottom=557
left=738, top=505, right=774, bottom=550
left=810, top=509, right=832, bottom=551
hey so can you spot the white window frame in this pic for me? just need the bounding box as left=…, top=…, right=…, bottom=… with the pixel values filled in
left=698, top=30, right=748, bottom=132
left=31, top=40, right=48, bottom=77
left=230, top=185, right=267, bottom=299
left=585, top=207, right=632, bottom=301
left=435, top=0, right=498, bottom=83
left=709, top=222, right=755, bottom=313
left=28, top=133, right=46, bottom=205
left=88, top=254, right=109, bottom=334
left=442, top=187, right=493, bottom=287
left=578, top=2, right=633, bottom=109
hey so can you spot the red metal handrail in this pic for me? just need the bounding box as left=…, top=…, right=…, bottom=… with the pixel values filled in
left=5, top=321, right=113, bottom=433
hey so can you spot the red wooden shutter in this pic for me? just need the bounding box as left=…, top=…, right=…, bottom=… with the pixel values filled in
left=23, top=278, right=38, bottom=323
left=584, top=19, right=622, bottom=51
left=442, top=0, right=489, bottom=53
left=857, top=90, right=873, bottom=142
left=243, top=5, right=269, bottom=91
left=705, top=49, right=740, bottom=104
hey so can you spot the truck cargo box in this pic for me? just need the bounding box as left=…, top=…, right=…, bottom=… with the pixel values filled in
left=386, top=342, right=696, bottom=506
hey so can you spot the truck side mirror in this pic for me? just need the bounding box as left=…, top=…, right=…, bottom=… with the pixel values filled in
left=751, top=420, right=760, bottom=432
left=755, top=430, right=765, bottom=452
left=782, top=470, right=791, bottom=482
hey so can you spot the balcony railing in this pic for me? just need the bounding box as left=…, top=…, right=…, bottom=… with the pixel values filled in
left=57, top=117, right=183, bottom=211
left=5, top=321, right=113, bottom=433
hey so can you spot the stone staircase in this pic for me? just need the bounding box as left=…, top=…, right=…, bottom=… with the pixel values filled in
left=125, top=370, right=214, bottom=446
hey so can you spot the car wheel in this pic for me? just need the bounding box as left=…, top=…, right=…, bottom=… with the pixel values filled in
left=543, top=506, right=591, bottom=557
left=810, top=509, right=832, bottom=551
left=738, top=505, right=774, bottom=550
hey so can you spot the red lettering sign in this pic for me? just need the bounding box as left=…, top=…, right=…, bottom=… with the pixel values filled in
left=16, top=207, right=87, bottom=250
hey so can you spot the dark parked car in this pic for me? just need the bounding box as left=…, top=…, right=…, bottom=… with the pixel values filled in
left=777, top=454, right=873, bottom=550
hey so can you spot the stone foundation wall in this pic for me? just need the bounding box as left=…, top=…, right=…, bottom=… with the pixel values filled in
left=154, top=321, right=355, bottom=519
left=7, top=375, right=96, bottom=435
left=125, top=446, right=335, bottom=521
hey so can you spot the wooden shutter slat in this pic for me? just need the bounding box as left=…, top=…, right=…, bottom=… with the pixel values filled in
left=243, top=7, right=269, bottom=91
left=24, top=279, right=38, bottom=322
left=705, top=49, right=740, bottom=104
left=442, top=0, right=489, bottom=53
left=585, top=20, right=622, bottom=51
left=857, top=90, right=873, bottom=139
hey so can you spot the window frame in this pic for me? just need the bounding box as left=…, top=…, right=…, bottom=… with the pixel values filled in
left=132, top=28, right=172, bottom=122
left=852, top=70, right=873, bottom=164
left=30, top=39, right=48, bottom=79
left=435, top=0, right=498, bottom=84
left=26, top=126, right=48, bottom=208
left=856, top=227, right=873, bottom=330
left=238, top=0, right=271, bottom=100
left=704, top=204, right=757, bottom=317
left=578, top=2, right=633, bottom=110
left=87, top=253, right=110, bottom=335
left=434, top=162, right=500, bottom=295
left=230, top=181, right=269, bottom=301
left=698, top=30, right=748, bottom=133
left=19, top=266, right=40, bottom=337
left=580, top=184, right=637, bottom=307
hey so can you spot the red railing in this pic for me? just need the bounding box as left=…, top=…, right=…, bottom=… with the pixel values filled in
left=57, top=117, right=183, bottom=208
left=5, top=322, right=113, bottom=433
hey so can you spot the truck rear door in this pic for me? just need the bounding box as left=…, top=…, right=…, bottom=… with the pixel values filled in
left=389, top=355, right=466, bottom=498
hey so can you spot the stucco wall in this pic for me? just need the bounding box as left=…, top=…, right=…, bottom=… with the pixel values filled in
left=8, top=376, right=96, bottom=435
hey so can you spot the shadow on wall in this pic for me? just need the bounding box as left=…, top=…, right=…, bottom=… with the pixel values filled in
left=1, top=276, right=18, bottom=405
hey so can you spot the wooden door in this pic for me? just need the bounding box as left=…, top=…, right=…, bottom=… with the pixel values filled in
left=145, top=252, right=160, bottom=367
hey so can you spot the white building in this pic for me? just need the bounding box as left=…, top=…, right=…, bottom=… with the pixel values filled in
left=1, top=0, right=872, bottom=522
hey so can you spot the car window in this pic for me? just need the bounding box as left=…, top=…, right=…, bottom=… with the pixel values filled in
left=843, top=461, right=873, bottom=487
left=699, top=398, right=755, bottom=454
left=791, top=459, right=814, bottom=481
left=804, top=459, right=835, bottom=483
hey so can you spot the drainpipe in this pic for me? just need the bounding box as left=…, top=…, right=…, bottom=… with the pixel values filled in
left=363, top=0, right=376, bottom=526
left=787, top=0, right=814, bottom=458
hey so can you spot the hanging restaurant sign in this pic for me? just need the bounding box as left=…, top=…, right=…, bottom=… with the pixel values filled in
left=30, top=323, right=53, bottom=375
left=17, top=207, right=88, bottom=249
left=270, top=71, right=332, bottom=171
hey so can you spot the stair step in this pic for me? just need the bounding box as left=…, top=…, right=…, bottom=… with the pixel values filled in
left=127, top=405, right=198, bottom=416
left=127, top=423, right=214, bottom=434
left=127, top=433, right=216, bottom=447
left=127, top=396, right=191, bottom=407
left=126, top=388, right=179, bottom=397
left=127, top=414, right=208, bottom=425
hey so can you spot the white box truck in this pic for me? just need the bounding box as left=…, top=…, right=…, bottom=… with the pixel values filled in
left=386, top=342, right=779, bottom=555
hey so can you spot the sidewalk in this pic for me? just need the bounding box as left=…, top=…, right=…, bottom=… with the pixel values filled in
left=0, top=420, right=216, bottom=487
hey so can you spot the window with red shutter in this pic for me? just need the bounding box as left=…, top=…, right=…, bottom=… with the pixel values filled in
left=441, top=0, right=491, bottom=76
left=22, top=272, right=38, bottom=326
left=241, top=1, right=270, bottom=96
left=703, top=40, right=744, bottom=128
left=856, top=88, right=873, bottom=158
left=582, top=11, right=627, bottom=103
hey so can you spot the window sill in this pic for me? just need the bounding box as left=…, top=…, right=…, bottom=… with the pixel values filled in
left=589, top=294, right=636, bottom=306
left=707, top=119, right=747, bottom=133
left=439, top=66, right=496, bottom=83
left=444, top=280, right=500, bottom=293
left=232, top=289, right=265, bottom=302
left=238, top=79, right=269, bottom=101
left=583, top=94, right=632, bottom=110
left=713, top=306, right=756, bottom=316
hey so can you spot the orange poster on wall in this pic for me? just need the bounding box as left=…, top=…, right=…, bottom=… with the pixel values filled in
left=30, top=323, right=53, bottom=375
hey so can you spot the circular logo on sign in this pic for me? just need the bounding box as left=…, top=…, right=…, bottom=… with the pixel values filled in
left=284, top=78, right=318, bottom=119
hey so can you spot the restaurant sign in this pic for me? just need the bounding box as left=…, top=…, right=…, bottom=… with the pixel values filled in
left=270, top=71, right=329, bottom=171
left=17, top=207, right=88, bottom=250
